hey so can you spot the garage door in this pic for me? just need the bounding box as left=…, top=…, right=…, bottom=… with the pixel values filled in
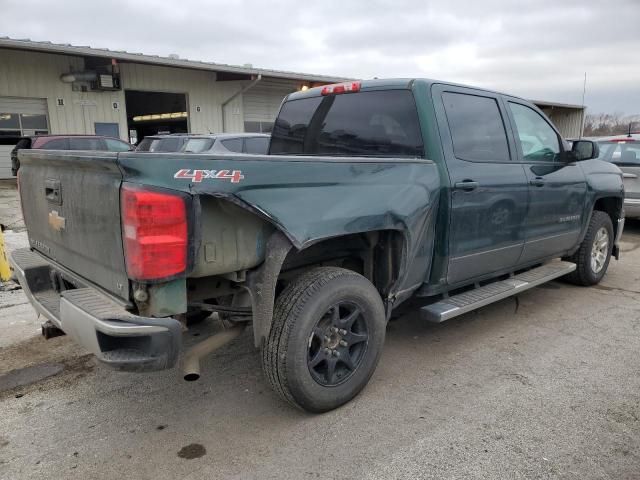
left=0, top=97, right=49, bottom=178
left=243, top=79, right=298, bottom=133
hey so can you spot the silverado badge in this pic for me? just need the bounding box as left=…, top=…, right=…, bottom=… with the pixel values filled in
left=48, top=210, right=66, bottom=231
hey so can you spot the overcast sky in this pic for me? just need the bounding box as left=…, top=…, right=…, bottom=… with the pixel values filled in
left=2, top=0, right=639, bottom=114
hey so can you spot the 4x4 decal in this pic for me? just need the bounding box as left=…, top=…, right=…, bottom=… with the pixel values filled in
left=174, top=169, right=244, bottom=183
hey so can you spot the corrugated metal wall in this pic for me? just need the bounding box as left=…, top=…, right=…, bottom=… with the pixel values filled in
left=537, top=106, right=584, bottom=138
left=0, top=49, right=127, bottom=137
left=243, top=78, right=299, bottom=123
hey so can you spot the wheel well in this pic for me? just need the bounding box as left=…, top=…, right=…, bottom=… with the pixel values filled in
left=592, top=197, right=622, bottom=236
left=279, top=230, right=405, bottom=298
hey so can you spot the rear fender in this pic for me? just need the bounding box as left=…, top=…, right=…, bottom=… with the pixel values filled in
left=117, top=153, right=441, bottom=341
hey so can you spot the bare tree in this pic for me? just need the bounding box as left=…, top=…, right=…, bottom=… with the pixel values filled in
left=584, top=112, right=640, bottom=137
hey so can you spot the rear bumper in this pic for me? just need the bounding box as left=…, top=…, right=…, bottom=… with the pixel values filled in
left=10, top=248, right=182, bottom=372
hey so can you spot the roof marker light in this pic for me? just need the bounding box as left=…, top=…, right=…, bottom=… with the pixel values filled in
left=321, top=81, right=361, bottom=96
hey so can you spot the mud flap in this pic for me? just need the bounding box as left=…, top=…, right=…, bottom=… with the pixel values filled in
left=243, top=231, right=292, bottom=347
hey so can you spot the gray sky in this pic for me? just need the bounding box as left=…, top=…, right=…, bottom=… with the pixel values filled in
left=2, top=0, right=639, bottom=114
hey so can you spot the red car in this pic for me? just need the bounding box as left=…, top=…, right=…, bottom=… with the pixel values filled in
left=11, top=134, right=132, bottom=176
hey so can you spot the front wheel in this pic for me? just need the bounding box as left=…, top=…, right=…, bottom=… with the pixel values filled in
left=262, top=267, right=386, bottom=413
left=564, top=211, right=613, bottom=286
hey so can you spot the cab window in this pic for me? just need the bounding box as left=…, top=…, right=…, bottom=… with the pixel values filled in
left=508, top=102, right=561, bottom=162
left=442, top=92, right=511, bottom=162
left=104, top=138, right=132, bottom=152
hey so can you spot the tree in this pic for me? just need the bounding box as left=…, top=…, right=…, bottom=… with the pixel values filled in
left=583, top=112, right=640, bottom=137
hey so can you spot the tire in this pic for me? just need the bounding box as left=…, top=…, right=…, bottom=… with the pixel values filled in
left=564, top=211, right=613, bottom=286
left=262, top=267, right=386, bottom=413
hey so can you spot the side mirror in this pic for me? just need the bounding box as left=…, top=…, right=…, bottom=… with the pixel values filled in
left=571, top=140, right=599, bottom=161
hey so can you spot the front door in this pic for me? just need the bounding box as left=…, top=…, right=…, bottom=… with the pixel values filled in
left=434, top=86, right=528, bottom=285
left=505, top=100, right=587, bottom=263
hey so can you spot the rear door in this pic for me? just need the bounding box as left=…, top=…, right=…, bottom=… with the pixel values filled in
left=505, top=100, right=587, bottom=263
left=433, top=85, right=528, bottom=284
left=18, top=150, right=128, bottom=299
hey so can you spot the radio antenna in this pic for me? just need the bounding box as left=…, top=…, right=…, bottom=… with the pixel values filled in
left=580, top=72, right=587, bottom=139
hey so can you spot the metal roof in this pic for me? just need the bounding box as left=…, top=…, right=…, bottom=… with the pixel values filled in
left=0, top=37, right=586, bottom=111
left=0, top=37, right=349, bottom=84
left=531, top=99, right=585, bottom=110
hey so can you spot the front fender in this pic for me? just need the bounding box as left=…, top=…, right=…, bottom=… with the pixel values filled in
left=578, top=158, right=624, bottom=242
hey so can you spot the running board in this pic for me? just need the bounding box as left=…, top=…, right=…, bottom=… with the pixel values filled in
left=421, top=261, right=576, bottom=323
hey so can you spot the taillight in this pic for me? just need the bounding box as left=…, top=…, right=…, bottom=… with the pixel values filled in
left=121, top=184, right=188, bottom=281
left=321, top=81, right=361, bottom=95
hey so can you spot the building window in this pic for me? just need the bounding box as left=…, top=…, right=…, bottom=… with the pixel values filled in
left=0, top=112, right=49, bottom=137
left=244, top=121, right=274, bottom=133
left=95, top=122, right=120, bottom=138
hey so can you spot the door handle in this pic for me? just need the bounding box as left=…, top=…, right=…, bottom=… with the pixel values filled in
left=623, top=173, right=637, bottom=179
left=453, top=181, right=479, bottom=191
left=529, top=177, right=545, bottom=187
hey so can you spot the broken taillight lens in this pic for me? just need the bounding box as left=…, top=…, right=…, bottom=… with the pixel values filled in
left=121, top=184, right=188, bottom=281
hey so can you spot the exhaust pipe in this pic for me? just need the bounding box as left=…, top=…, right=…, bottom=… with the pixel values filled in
left=183, top=322, right=246, bottom=381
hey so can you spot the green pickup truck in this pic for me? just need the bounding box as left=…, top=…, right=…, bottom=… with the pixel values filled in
left=11, top=79, right=624, bottom=412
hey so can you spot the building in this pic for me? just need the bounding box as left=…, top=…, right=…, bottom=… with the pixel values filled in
left=0, top=37, right=585, bottom=178
left=0, top=37, right=344, bottom=178
left=531, top=99, right=586, bottom=142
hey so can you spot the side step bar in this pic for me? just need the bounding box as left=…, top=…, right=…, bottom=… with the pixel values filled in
left=421, top=261, right=576, bottom=323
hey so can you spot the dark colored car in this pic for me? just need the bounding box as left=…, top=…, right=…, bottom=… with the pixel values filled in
left=135, top=133, right=270, bottom=154
left=12, top=79, right=623, bottom=413
left=11, top=135, right=132, bottom=175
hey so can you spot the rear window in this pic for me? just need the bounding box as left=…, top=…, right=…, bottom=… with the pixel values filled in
left=597, top=141, right=640, bottom=165
left=104, top=138, right=132, bottom=152
left=245, top=137, right=270, bottom=154
left=220, top=138, right=243, bottom=152
left=69, top=137, right=104, bottom=150
left=269, top=90, right=424, bottom=158
left=182, top=138, right=214, bottom=153
left=39, top=138, right=69, bottom=149
left=136, top=137, right=186, bottom=152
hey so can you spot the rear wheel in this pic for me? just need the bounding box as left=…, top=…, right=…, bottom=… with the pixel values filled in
left=262, top=267, right=386, bottom=413
left=564, top=211, right=613, bottom=286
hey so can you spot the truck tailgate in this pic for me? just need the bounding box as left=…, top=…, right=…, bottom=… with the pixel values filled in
left=18, top=150, right=128, bottom=300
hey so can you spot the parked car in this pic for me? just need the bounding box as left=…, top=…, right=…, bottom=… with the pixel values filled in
left=135, top=133, right=270, bottom=154
left=11, top=79, right=623, bottom=413
left=596, top=137, right=640, bottom=218
left=11, top=134, right=132, bottom=176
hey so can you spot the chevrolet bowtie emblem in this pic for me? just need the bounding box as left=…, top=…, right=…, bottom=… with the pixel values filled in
left=48, top=210, right=66, bottom=231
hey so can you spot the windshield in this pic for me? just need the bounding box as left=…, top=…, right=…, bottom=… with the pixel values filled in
left=136, top=137, right=186, bottom=152
left=269, top=90, right=424, bottom=157
left=596, top=141, right=640, bottom=165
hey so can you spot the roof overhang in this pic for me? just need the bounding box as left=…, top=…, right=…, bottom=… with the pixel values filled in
left=0, top=37, right=348, bottom=84
left=531, top=99, right=585, bottom=110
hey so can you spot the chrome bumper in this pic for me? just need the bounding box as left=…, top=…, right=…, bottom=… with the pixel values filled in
left=10, top=248, right=182, bottom=372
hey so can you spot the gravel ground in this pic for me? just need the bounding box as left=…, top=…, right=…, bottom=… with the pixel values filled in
left=0, top=222, right=639, bottom=479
